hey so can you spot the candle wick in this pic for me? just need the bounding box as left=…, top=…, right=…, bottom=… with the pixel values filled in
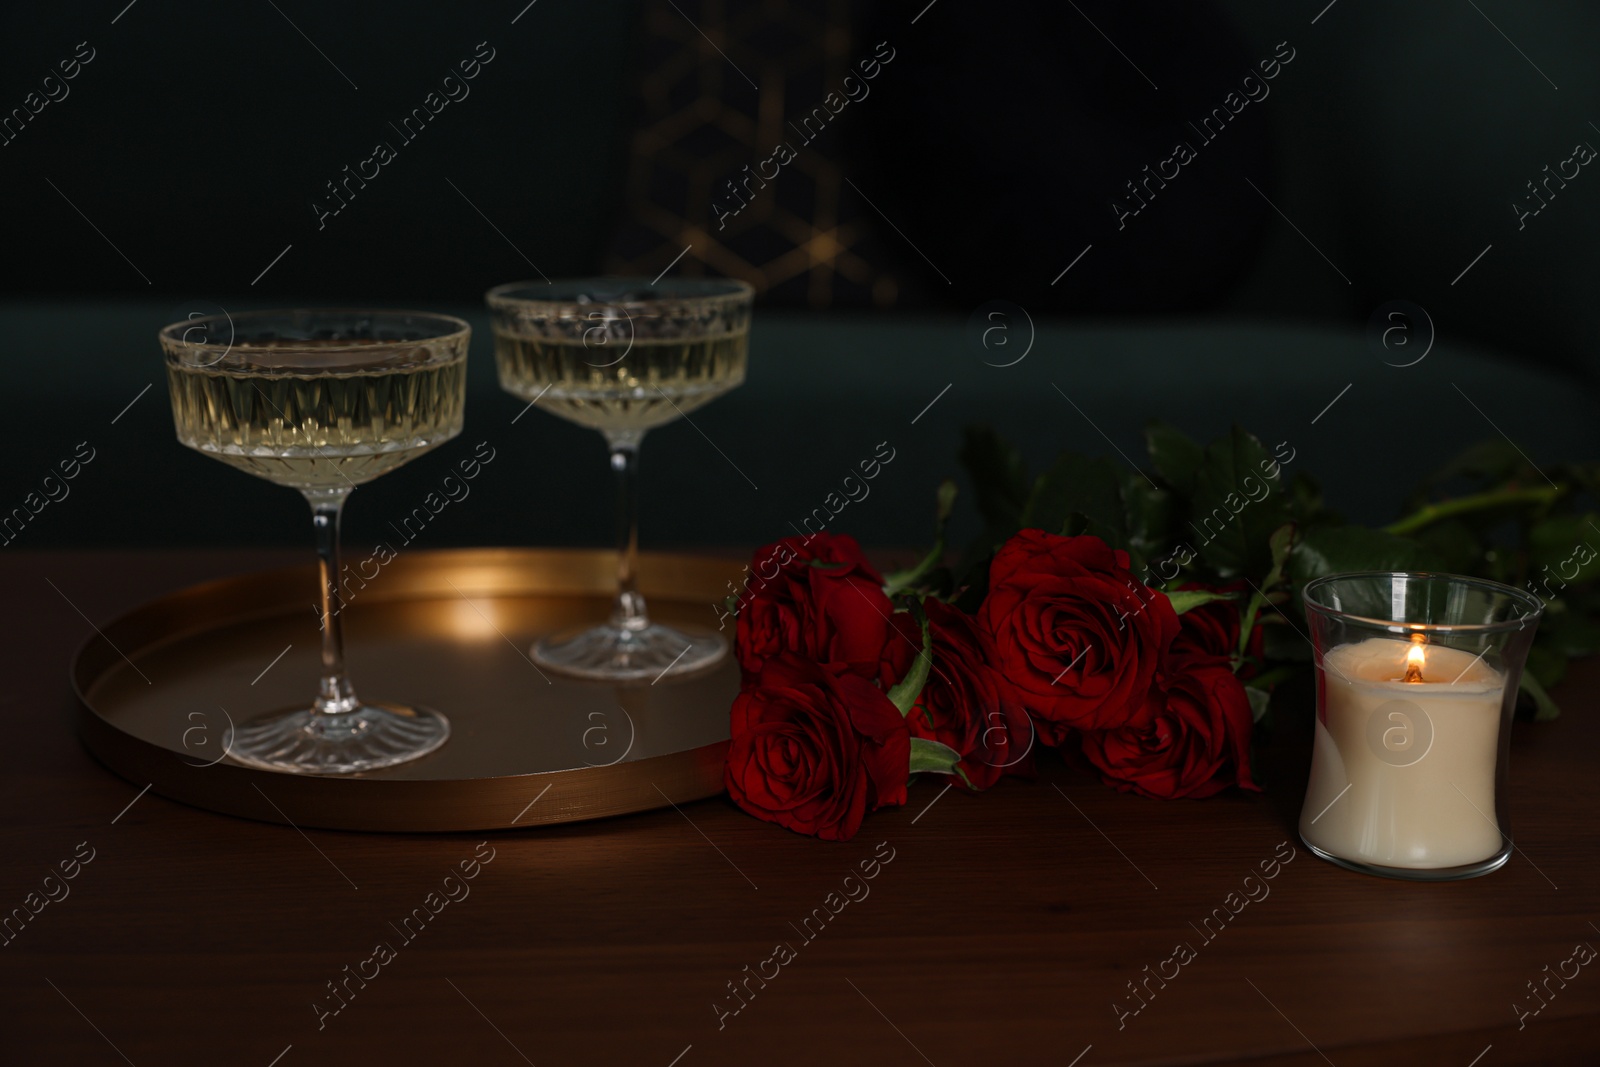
left=1403, top=633, right=1427, bottom=683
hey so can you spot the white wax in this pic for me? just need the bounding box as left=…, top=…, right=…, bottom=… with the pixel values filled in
left=1299, top=637, right=1507, bottom=869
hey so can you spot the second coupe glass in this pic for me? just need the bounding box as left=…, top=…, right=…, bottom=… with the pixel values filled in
left=487, top=278, right=754, bottom=681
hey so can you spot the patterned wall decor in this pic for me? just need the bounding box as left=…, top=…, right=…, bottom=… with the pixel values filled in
left=606, top=0, right=902, bottom=308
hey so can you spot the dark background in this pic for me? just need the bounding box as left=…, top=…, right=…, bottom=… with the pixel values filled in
left=2, top=0, right=1598, bottom=554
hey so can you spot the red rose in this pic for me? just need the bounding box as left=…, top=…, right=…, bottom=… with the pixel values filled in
left=909, top=600, right=1035, bottom=790
left=726, top=653, right=911, bottom=840
left=979, top=531, right=1179, bottom=736
left=1171, top=582, right=1264, bottom=677
left=736, top=534, right=909, bottom=686
left=1080, top=654, right=1259, bottom=800
left=1172, top=582, right=1240, bottom=658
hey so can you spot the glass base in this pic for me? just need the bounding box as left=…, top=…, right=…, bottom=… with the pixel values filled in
left=1301, top=836, right=1512, bottom=881
left=532, top=623, right=726, bottom=683
left=228, top=702, right=450, bottom=775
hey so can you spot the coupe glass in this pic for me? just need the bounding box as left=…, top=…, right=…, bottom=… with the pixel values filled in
left=486, top=277, right=754, bottom=681
left=162, top=309, right=469, bottom=773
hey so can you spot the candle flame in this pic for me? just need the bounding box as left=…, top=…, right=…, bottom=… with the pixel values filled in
left=1403, top=635, right=1426, bottom=683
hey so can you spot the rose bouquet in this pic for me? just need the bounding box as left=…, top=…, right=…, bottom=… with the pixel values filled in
left=722, top=423, right=1600, bottom=839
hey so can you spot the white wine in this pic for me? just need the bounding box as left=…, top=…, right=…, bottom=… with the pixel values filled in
left=484, top=279, right=750, bottom=681
left=494, top=333, right=747, bottom=432
left=168, top=352, right=466, bottom=490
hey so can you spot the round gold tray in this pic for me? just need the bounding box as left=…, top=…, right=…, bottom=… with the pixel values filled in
left=72, top=548, right=744, bottom=832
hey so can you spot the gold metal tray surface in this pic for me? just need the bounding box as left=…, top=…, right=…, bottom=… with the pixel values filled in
left=72, top=548, right=745, bottom=832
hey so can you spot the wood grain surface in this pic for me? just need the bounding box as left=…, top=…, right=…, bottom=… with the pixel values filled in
left=2, top=550, right=1597, bottom=1066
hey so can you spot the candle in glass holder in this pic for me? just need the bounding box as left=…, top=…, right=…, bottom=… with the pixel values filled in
left=1299, top=635, right=1505, bottom=869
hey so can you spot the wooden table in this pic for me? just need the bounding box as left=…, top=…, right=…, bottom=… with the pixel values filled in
left=3, top=551, right=1598, bottom=1065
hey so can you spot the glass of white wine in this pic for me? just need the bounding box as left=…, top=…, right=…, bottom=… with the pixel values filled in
left=486, top=278, right=754, bottom=681
left=162, top=309, right=470, bottom=774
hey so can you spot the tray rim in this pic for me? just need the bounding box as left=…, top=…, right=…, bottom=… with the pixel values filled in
left=71, top=546, right=745, bottom=833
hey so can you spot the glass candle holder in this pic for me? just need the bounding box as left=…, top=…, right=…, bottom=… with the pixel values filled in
left=1298, top=571, right=1544, bottom=881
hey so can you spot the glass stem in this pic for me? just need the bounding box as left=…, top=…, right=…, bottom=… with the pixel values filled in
left=607, top=430, right=648, bottom=632
left=307, top=488, right=360, bottom=715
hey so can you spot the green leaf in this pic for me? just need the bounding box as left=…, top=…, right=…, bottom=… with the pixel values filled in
left=1287, top=526, right=1445, bottom=590
left=1119, top=538, right=1148, bottom=586
left=1145, top=421, right=1204, bottom=497
left=1244, top=685, right=1272, bottom=723
left=1121, top=470, right=1178, bottom=567
left=959, top=426, right=1030, bottom=533
left=950, top=536, right=996, bottom=612
left=1188, top=427, right=1294, bottom=578
left=1562, top=460, right=1600, bottom=495
left=1166, top=589, right=1232, bottom=615
left=1519, top=670, right=1561, bottom=722
left=1540, top=609, right=1600, bottom=658
left=1288, top=471, right=1326, bottom=524
left=908, top=736, right=963, bottom=775
left=1411, top=519, right=1486, bottom=575
left=886, top=600, right=932, bottom=716
left=1528, top=513, right=1600, bottom=586
left=1419, top=439, right=1526, bottom=493
left=955, top=428, right=1029, bottom=599
left=1064, top=510, right=1129, bottom=553
left=1023, top=452, right=1127, bottom=548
